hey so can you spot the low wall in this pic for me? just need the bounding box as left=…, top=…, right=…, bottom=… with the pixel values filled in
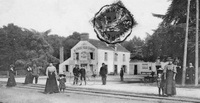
left=0, top=70, right=26, bottom=76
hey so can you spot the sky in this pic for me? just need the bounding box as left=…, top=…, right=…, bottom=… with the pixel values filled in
left=0, top=0, right=171, bottom=40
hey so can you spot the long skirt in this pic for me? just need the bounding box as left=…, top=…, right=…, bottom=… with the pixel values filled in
left=24, top=72, right=32, bottom=84
left=6, top=72, right=16, bottom=87
left=165, top=70, right=176, bottom=95
left=44, top=72, right=59, bottom=93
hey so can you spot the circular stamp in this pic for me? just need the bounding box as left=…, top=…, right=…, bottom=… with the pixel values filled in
left=93, top=1, right=137, bottom=44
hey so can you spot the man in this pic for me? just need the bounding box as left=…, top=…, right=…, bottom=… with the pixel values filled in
left=120, top=66, right=124, bottom=81
left=99, top=63, right=108, bottom=85
left=79, top=66, right=86, bottom=85
left=73, top=65, right=79, bottom=85
left=32, top=64, right=40, bottom=84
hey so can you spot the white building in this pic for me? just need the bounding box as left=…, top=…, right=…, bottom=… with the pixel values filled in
left=59, top=34, right=130, bottom=75
left=129, top=60, right=168, bottom=75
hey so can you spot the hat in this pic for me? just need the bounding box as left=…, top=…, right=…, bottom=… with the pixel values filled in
left=10, top=64, right=14, bottom=67
left=167, top=57, right=173, bottom=61
left=59, top=74, right=66, bottom=77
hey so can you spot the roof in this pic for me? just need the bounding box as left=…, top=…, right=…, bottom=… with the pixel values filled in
left=88, top=39, right=130, bottom=53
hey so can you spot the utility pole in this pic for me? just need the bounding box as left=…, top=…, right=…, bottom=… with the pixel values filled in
left=195, top=0, right=199, bottom=86
left=182, top=0, right=191, bottom=86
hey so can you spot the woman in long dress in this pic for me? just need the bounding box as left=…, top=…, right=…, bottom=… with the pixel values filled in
left=6, top=65, right=16, bottom=87
left=24, top=66, right=33, bottom=84
left=44, top=63, right=59, bottom=94
left=163, top=57, right=177, bottom=96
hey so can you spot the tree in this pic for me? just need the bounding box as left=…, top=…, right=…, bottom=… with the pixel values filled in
left=0, top=24, right=59, bottom=73
left=62, top=32, right=81, bottom=60
left=153, top=0, right=198, bottom=27
left=121, top=36, right=144, bottom=60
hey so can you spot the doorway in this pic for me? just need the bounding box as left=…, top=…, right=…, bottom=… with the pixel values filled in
left=114, top=65, right=118, bottom=75
left=134, top=65, right=138, bottom=75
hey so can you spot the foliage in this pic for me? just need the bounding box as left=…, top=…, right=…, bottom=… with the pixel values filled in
left=121, top=36, right=144, bottom=60
left=0, top=24, right=59, bottom=72
left=62, top=32, right=81, bottom=60
left=145, top=0, right=200, bottom=65
left=154, top=0, right=199, bottom=27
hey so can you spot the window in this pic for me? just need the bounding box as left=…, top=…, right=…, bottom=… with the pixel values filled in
left=104, top=52, right=108, bottom=61
left=65, top=65, right=69, bottom=72
left=123, top=54, right=125, bottom=62
left=76, top=53, right=79, bottom=60
left=90, top=52, right=94, bottom=60
left=114, top=53, right=118, bottom=61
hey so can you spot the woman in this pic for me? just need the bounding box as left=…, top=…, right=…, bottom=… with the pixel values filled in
left=44, top=63, right=59, bottom=94
left=163, top=57, right=177, bottom=96
left=6, top=64, right=16, bottom=87
left=24, top=66, right=33, bottom=84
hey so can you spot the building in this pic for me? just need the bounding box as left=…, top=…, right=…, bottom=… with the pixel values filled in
left=129, top=60, right=168, bottom=75
left=59, top=34, right=130, bottom=75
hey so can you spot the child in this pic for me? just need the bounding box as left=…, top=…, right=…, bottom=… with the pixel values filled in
left=157, top=68, right=164, bottom=96
left=58, top=74, right=66, bottom=92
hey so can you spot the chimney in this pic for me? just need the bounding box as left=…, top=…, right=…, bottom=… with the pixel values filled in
left=60, top=46, right=64, bottom=63
left=80, top=33, right=89, bottom=41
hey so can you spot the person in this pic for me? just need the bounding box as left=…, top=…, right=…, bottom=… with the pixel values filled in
left=32, top=64, right=40, bottom=84
left=99, top=63, right=108, bottom=85
left=120, top=66, right=124, bottom=81
left=157, top=68, right=164, bottom=96
left=44, top=63, right=59, bottom=94
left=79, top=66, right=86, bottom=85
left=58, top=74, right=66, bottom=92
left=163, top=57, right=177, bottom=96
left=73, top=65, right=79, bottom=85
left=7, top=64, right=16, bottom=87
left=155, top=57, right=162, bottom=75
left=187, top=63, right=195, bottom=84
left=24, top=65, right=33, bottom=84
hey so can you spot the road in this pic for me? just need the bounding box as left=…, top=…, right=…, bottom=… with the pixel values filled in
left=0, top=82, right=193, bottom=103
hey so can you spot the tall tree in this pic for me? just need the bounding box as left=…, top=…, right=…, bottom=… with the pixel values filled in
left=62, top=32, right=81, bottom=60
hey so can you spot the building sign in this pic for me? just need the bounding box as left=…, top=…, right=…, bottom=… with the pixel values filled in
left=74, top=46, right=95, bottom=52
left=142, top=64, right=148, bottom=69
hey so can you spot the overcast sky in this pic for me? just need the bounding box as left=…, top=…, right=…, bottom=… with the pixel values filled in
left=0, top=0, right=171, bottom=40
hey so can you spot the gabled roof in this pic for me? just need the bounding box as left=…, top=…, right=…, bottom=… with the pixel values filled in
left=88, top=39, right=130, bottom=53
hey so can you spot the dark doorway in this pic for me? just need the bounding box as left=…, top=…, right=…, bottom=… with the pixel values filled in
left=134, top=65, right=138, bottom=75
left=114, top=65, right=118, bottom=75
left=65, top=65, right=69, bottom=72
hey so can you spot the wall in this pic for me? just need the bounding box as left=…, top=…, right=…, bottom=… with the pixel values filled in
left=97, top=49, right=114, bottom=74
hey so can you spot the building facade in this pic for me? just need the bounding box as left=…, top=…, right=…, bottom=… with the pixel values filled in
left=129, top=61, right=168, bottom=75
left=59, top=34, right=130, bottom=75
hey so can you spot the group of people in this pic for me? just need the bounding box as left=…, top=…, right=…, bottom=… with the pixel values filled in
left=6, top=57, right=195, bottom=96
left=6, top=63, right=40, bottom=87
left=44, top=63, right=67, bottom=94
left=73, top=63, right=108, bottom=85
left=72, top=65, right=87, bottom=85
left=156, top=57, right=179, bottom=97
left=155, top=56, right=197, bottom=97
left=24, top=64, right=40, bottom=84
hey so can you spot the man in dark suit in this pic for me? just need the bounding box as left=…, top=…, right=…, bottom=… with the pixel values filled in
left=32, top=64, right=40, bottom=84
left=99, top=63, right=108, bottom=85
left=79, top=66, right=86, bottom=85
left=73, top=65, right=79, bottom=85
